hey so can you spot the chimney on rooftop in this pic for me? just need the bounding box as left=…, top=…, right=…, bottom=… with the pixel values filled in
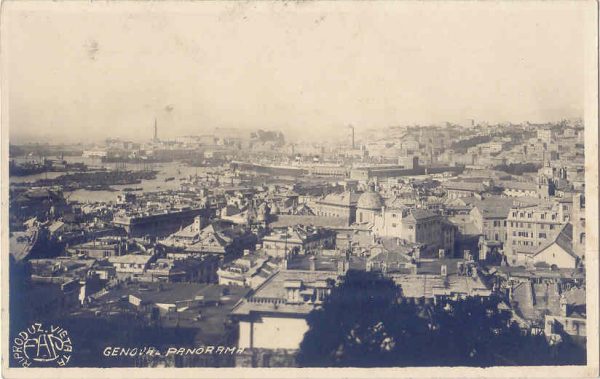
left=441, top=264, right=447, bottom=277
left=337, top=257, right=349, bottom=275
left=309, top=256, right=316, bottom=271
left=560, top=297, right=569, bottom=317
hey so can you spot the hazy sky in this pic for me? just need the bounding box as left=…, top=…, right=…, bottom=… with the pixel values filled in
left=2, top=1, right=592, bottom=143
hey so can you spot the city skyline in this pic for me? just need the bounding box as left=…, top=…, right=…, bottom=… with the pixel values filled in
left=3, top=1, right=589, bottom=143
left=4, top=1, right=595, bottom=374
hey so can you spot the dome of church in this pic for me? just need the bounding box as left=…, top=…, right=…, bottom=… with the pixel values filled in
left=357, top=191, right=383, bottom=210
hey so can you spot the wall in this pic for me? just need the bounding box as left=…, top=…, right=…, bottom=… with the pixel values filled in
left=239, top=316, right=309, bottom=350
left=532, top=243, right=577, bottom=269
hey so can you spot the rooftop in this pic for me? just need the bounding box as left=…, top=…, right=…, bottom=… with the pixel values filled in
left=108, top=254, right=153, bottom=265
left=470, top=197, right=516, bottom=219
left=357, top=190, right=384, bottom=210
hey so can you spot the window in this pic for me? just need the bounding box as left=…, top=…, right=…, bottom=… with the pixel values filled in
left=541, top=214, right=545, bottom=220
left=539, top=233, right=547, bottom=239
left=392, top=223, right=397, bottom=228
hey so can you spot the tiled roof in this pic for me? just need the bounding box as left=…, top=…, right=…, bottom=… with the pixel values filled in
left=563, top=287, right=585, bottom=307
left=443, top=181, right=485, bottom=192
left=405, top=209, right=437, bottom=221
left=319, top=192, right=360, bottom=206
left=471, top=197, right=516, bottom=219
left=270, top=215, right=349, bottom=229
left=499, top=180, right=538, bottom=191
left=108, top=254, right=153, bottom=265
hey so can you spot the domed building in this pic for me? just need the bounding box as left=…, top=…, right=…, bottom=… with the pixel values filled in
left=356, top=190, right=383, bottom=224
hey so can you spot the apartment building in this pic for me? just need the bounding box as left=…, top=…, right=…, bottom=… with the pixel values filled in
left=505, top=202, right=566, bottom=265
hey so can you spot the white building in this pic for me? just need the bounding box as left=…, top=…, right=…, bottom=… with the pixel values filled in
left=230, top=269, right=341, bottom=350
left=530, top=224, right=579, bottom=269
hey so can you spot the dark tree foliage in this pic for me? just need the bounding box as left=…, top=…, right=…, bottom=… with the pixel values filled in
left=297, top=270, right=585, bottom=367
left=449, top=136, right=492, bottom=153
left=493, top=163, right=541, bottom=175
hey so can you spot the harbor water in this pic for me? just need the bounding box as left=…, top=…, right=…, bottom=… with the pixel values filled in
left=10, top=156, right=213, bottom=203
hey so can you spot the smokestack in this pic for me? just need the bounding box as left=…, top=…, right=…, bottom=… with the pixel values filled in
left=154, top=118, right=158, bottom=141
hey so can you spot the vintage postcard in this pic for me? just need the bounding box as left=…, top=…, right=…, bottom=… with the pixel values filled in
left=1, top=1, right=598, bottom=378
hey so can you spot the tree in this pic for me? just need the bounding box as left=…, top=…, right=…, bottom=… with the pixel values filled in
left=297, top=270, right=430, bottom=367
left=297, top=270, right=585, bottom=367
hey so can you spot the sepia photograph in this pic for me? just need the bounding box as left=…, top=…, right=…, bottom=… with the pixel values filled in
left=1, top=1, right=598, bottom=378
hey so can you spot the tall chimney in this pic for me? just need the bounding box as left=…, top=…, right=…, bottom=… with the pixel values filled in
left=154, top=118, right=158, bottom=141
left=337, top=257, right=348, bottom=275
left=560, top=297, right=569, bottom=317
